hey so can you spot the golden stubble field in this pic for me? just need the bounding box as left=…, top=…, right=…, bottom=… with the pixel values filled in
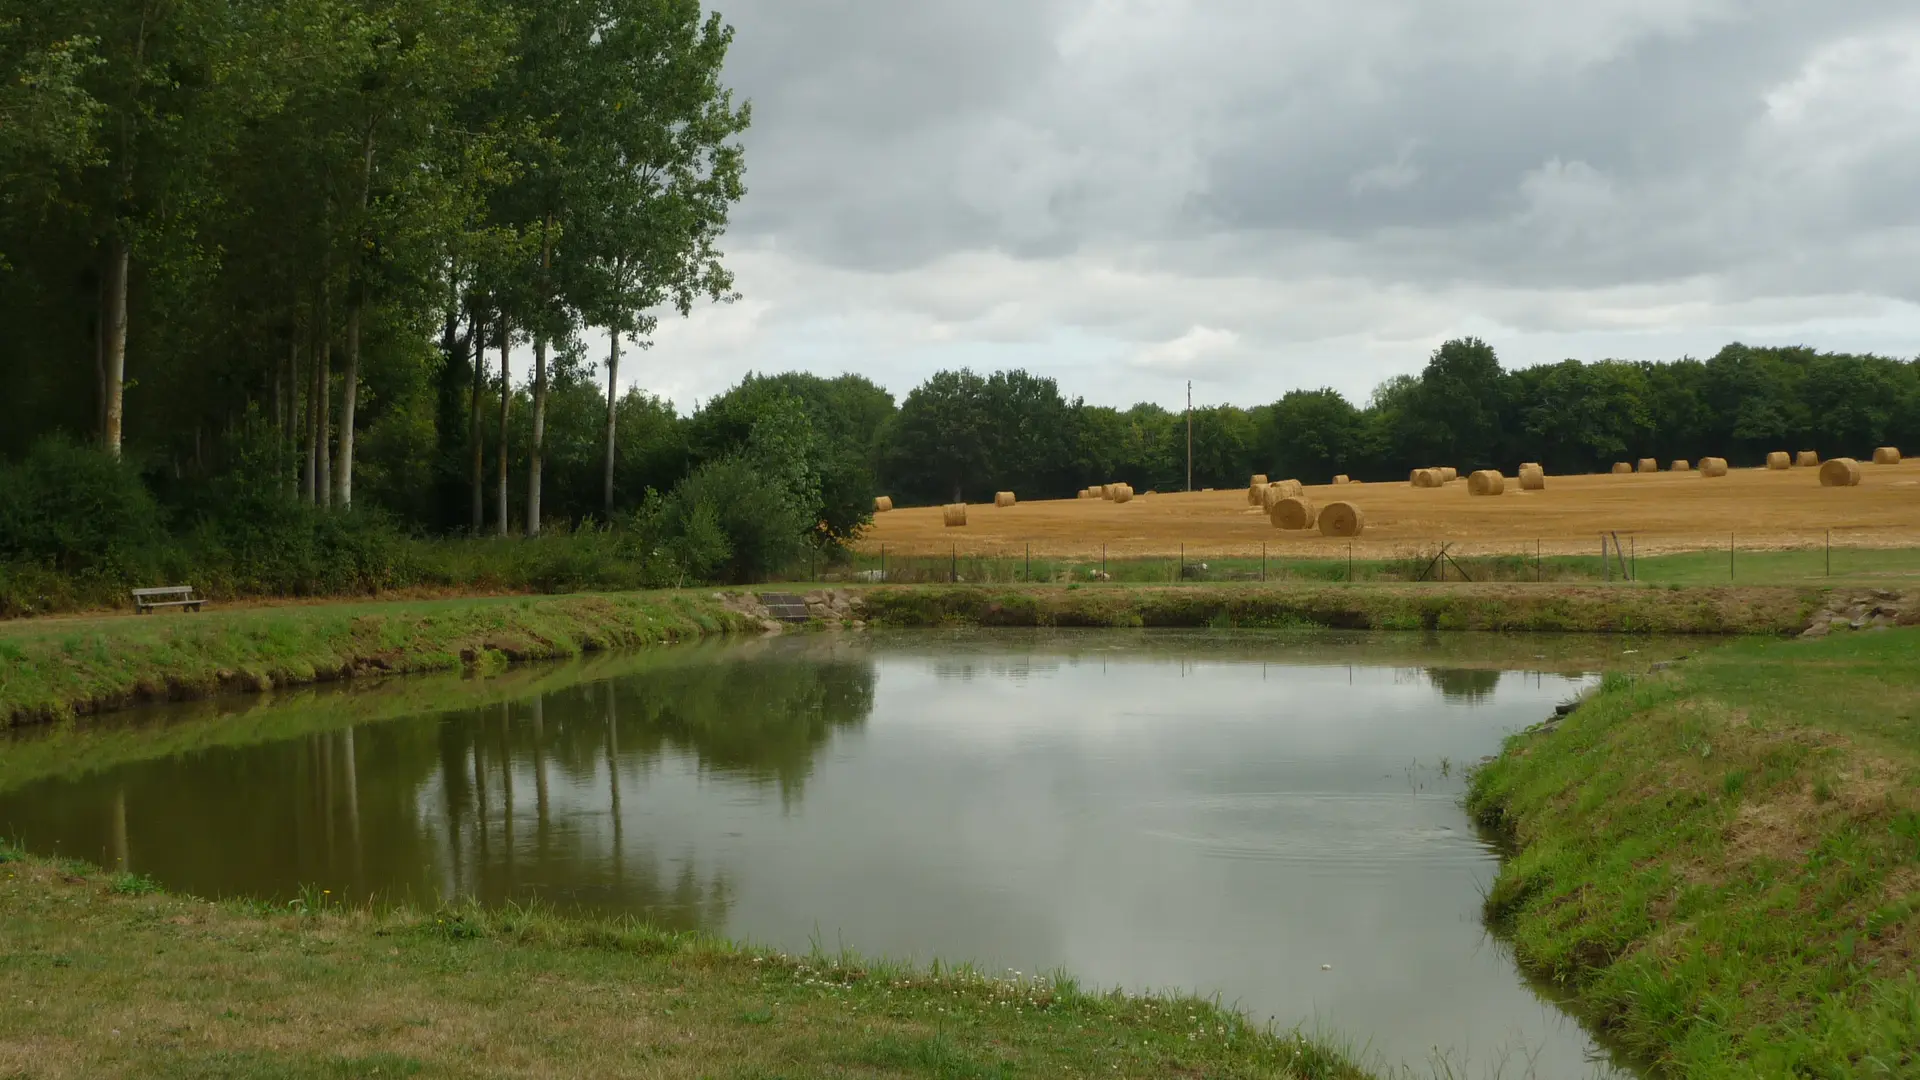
left=859, top=462, right=1920, bottom=558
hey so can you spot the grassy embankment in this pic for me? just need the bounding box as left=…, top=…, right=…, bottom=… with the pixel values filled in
left=0, top=583, right=1822, bottom=728
left=0, top=592, right=756, bottom=729
left=0, top=847, right=1376, bottom=1080
left=858, top=582, right=1822, bottom=635
left=1468, top=628, right=1920, bottom=1077
left=845, top=544, right=1920, bottom=588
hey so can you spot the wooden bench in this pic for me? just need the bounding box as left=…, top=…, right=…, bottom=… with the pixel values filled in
left=131, top=586, right=207, bottom=614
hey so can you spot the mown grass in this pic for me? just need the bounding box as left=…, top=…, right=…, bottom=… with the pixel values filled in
left=0, top=848, right=1378, bottom=1079
left=1467, top=629, right=1920, bottom=1077
left=0, top=592, right=756, bottom=729
left=859, top=583, right=1822, bottom=636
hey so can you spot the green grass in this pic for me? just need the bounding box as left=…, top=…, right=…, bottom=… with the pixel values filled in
left=0, top=592, right=757, bottom=728
left=0, top=849, right=1379, bottom=1079
left=858, top=583, right=1822, bottom=636
left=840, top=545, right=1920, bottom=588
left=1467, top=629, right=1920, bottom=1077
left=1, top=582, right=1826, bottom=730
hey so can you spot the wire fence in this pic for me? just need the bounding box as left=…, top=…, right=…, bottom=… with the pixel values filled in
left=776, top=531, right=1920, bottom=587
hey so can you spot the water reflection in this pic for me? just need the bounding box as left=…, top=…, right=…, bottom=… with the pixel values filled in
left=0, top=630, right=1668, bottom=1078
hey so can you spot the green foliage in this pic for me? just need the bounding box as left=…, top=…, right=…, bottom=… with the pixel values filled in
left=637, top=454, right=812, bottom=585
left=0, top=436, right=161, bottom=572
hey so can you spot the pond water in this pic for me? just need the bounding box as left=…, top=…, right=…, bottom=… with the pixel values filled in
left=1, top=630, right=1677, bottom=1077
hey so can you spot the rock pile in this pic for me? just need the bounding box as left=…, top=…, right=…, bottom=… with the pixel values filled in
left=1800, top=590, right=1912, bottom=639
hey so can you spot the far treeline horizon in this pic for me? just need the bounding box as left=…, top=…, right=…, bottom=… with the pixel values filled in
left=5, top=0, right=1919, bottom=552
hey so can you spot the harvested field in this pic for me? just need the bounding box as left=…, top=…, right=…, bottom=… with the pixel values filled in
left=860, top=461, right=1920, bottom=558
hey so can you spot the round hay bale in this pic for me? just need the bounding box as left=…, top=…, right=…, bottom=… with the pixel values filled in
left=1700, top=457, right=1729, bottom=478
left=1247, top=483, right=1269, bottom=506
left=1519, top=462, right=1541, bottom=473
left=1101, top=484, right=1118, bottom=501
left=1410, top=468, right=1442, bottom=489
left=1874, top=447, right=1902, bottom=465
left=1637, top=458, right=1658, bottom=473
left=1820, top=458, right=1863, bottom=488
left=1796, top=451, right=1820, bottom=468
left=1439, top=467, right=1459, bottom=483
left=1318, top=501, right=1364, bottom=538
left=1518, top=467, right=1545, bottom=491
left=942, top=504, right=968, bottom=527
left=1670, top=459, right=1692, bottom=472
left=994, top=491, right=1016, bottom=508
left=1078, top=488, right=1092, bottom=499
left=1612, top=462, right=1633, bottom=475
left=1332, top=474, right=1351, bottom=485
left=1250, top=474, right=1269, bottom=486
left=1111, top=484, right=1135, bottom=504
left=1766, top=452, right=1790, bottom=471
left=1269, top=496, right=1317, bottom=530
left=1467, top=470, right=1506, bottom=496
left=873, top=496, right=894, bottom=513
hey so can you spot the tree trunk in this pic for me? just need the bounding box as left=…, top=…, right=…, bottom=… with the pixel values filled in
left=303, top=313, right=319, bottom=503
left=316, top=285, right=332, bottom=510
left=287, top=335, right=302, bottom=497
left=94, top=270, right=107, bottom=441
left=101, top=234, right=129, bottom=456
left=469, top=308, right=486, bottom=536
left=496, top=316, right=510, bottom=537
left=526, top=217, right=552, bottom=539
left=334, top=128, right=374, bottom=511
left=335, top=300, right=360, bottom=509
left=602, top=330, right=620, bottom=517
left=527, top=332, right=546, bottom=538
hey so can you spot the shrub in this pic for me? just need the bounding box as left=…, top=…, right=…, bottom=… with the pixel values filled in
left=637, top=455, right=812, bottom=585
left=0, top=436, right=162, bottom=573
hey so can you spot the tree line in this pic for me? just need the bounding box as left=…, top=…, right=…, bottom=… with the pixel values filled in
left=2, top=0, right=747, bottom=536
left=6, top=4, right=1919, bottom=588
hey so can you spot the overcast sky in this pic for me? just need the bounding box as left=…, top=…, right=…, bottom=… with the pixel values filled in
left=602, top=0, right=1920, bottom=413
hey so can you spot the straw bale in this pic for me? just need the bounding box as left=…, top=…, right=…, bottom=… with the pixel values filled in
left=1873, top=447, right=1901, bottom=465
left=1318, top=502, right=1364, bottom=537
left=1269, top=496, right=1317, bottom=530
left=994, top=491, right=1016, bottom=508
left=1700, top=457, right=1729, bottom=478
left=1467, top=470, right=1506, bottom=496
left=1819, top=458, right=1862, bottom=488
left=1766, top=452, right=1790, bottom=471
left=942, top=504, right=968, bottom=527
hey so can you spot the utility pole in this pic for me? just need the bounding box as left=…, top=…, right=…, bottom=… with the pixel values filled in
left=1186, top=380, right=1193, bottom=492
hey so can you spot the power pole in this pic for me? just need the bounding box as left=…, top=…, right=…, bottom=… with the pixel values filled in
left=1186, top=380, right=1193, bottom=492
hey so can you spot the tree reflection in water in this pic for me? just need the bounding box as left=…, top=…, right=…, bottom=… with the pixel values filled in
left=0, top=641, right=876, bottom=931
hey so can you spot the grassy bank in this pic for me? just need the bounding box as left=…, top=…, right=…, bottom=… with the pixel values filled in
left=0, top=848, right=1375, bottom=1080
left=859, top=583, right=1824, bottom=635
left=1467, top=629, right=1920, bottom=1076
left=0, top=592, right=755, bottom=729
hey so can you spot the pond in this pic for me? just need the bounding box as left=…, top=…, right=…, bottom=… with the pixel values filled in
left=2, top=630, right=1684, bottom=1077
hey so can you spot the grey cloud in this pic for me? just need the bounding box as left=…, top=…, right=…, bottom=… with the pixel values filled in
left=625, top=2, right=1920, bottom=410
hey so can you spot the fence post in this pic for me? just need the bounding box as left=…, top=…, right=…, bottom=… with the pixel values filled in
left=1631, top=536, right=1636, bottom=582
left=1729, top=532, right=1734, bottom=582
left=1102, top=543, right=1107, bottom=579
left=1027, top=542, right=1031, bottom=583
left=1347, top=542, right=1353, bottom=583
left=1179, top=543, right=1184, bottom=582
left=880, top=543, right=886, bottom=583
left=1602, top=535, right=1610, bottom=583
left=951, top=543, right=956, bottom=584
left=1536, top=539, right=1541, bottom=583
left=1826, top=530, right=1831, bottom=577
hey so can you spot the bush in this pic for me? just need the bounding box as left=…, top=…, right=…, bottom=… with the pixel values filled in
left=0, top=436, right=163, bottom=573
left=637, top=455, right=812, bottom=585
